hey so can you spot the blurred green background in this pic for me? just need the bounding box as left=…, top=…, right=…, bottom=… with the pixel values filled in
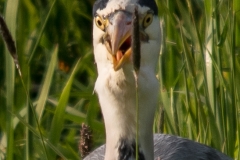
left=0, top=0, right=239, bottom=159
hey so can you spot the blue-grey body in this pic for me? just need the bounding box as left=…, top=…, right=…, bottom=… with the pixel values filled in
left=84, top=134, right=232, bottom=160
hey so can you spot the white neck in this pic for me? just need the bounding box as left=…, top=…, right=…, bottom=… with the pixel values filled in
left=94, top=64, right=159, bottom=160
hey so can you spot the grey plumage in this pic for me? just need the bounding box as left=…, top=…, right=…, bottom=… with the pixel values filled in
left=84, top=134, right=232, bottom=160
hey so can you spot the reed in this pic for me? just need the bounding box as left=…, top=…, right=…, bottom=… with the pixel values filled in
left=157, top=0, right=239, bottom=158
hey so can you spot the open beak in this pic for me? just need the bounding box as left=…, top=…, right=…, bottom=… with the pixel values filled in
left=104, top=11, right=132, bottom=71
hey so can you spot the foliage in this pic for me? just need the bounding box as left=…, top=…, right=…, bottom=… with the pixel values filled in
left=0, top=0, right=239, bottom=159
left=157, top=0, right=240, bottom=159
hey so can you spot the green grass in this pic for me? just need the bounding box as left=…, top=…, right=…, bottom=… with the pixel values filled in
left=0, top=0, right=239, bottom=159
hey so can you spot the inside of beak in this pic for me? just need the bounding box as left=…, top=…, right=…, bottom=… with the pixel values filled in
left=104, top=34, right=132, bottom=71
left=113, top=36, right=132, bottom=71
left=104, top=29, right=148, bottom=71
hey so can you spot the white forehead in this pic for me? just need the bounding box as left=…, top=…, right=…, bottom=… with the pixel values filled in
left=96, top=0, right=151, bottom=16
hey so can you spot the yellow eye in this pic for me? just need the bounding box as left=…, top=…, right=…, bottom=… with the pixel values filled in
left=95, top=15, right=105, bottom=31
left=142, top=12, right=153, bottom=28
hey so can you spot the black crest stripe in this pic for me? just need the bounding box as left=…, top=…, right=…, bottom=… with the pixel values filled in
left=93, top=0, right=109, bottom=16
left=93, top=0, right=158, bottom=16
left=138, top=0, right=158, bottom=15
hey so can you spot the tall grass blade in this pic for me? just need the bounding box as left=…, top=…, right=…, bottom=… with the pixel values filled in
left=3, top=0, right=19, bottom=159
left=35, top=45, right=58, bottom=121
left=27, top=0, right=56, bottom=64
left=48, top=58, right=81, bottom=159
left=132, top=7, right=141, bottom=159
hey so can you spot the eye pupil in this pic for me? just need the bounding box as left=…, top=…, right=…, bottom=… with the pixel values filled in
left=98, top=20, right=102, bottom=26
left=146, top=17, right=151, bottom=23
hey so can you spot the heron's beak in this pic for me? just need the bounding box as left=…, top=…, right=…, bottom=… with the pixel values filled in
left=104, top=11, right=132, bottom=71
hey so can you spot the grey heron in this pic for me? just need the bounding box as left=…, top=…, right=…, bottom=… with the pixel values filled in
left=84, top=0, right=233, bottom=159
